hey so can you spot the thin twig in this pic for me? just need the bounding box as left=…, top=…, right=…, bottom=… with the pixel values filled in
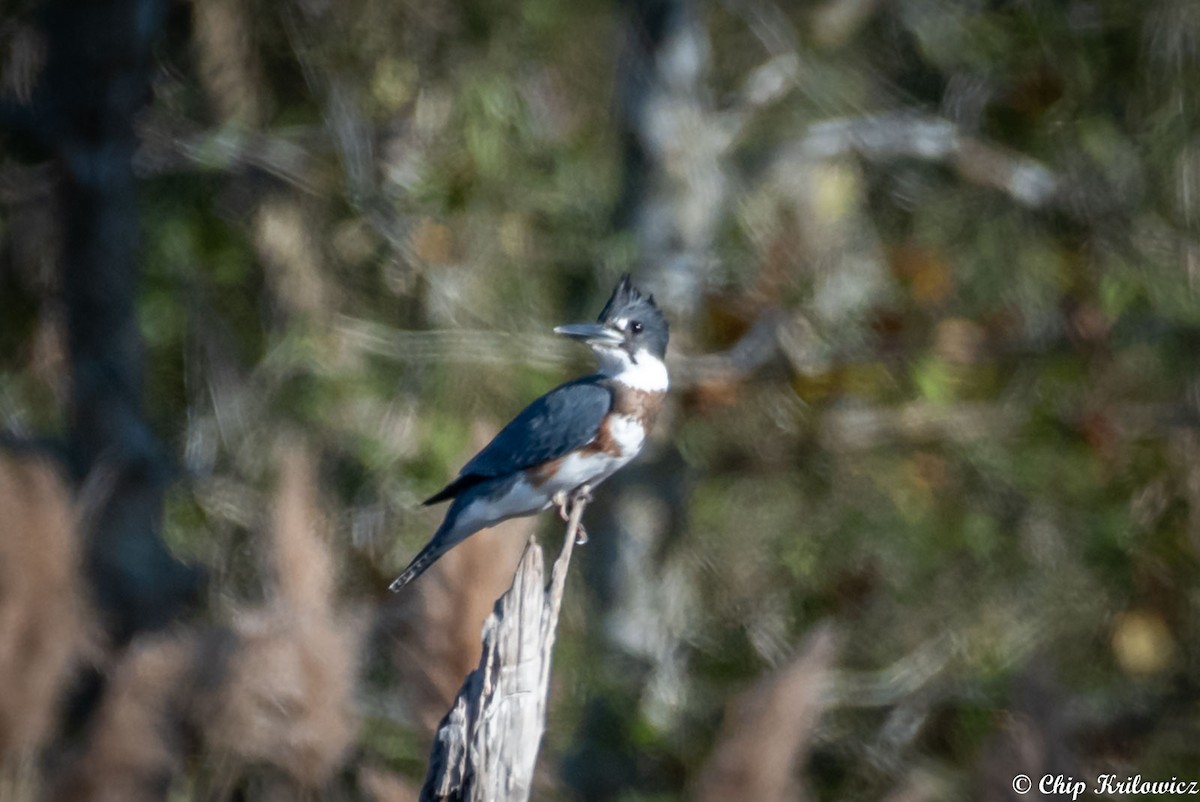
left=548, top=487, right=588, bottom=616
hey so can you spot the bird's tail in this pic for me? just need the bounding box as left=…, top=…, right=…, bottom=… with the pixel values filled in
left=388, top=518, right=468, bottom=592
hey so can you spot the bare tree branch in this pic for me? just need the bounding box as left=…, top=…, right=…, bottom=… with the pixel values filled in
left=796, top=113, right=1062, bottom=208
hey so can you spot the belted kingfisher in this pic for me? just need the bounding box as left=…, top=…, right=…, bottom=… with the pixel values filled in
left=389, top=275, right=669, bottom=591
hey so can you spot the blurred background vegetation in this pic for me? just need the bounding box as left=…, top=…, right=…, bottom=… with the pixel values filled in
left=3, top=0, right=1200, bottom=799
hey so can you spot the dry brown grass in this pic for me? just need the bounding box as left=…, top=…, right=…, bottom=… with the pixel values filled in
left=202, top=447, right=361, bottom=785
left=47, top=445, right=362, bottom=797
left=692, top=624, right=840, bottom=802
left=0, top=452, right=91, bottom=761
left=47, top=635, right=194, bottom=802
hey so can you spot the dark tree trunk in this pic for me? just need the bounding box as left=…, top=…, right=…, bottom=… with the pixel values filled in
left=5, top=0, right=203, bottom=645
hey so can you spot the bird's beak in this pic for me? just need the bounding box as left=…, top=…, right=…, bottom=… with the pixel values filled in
left=554, top=323, right=623, bottom=348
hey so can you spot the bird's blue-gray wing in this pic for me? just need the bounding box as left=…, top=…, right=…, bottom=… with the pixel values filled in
left=423, top=376, right=612, bottom=504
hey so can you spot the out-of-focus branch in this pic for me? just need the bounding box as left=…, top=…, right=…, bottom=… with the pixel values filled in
left=797, top=113, right=1062, bottom=208
left=723, top=1, right=1066, bottom=211
left=333, top=316, right=573, bottom=371
left=420, top=493, right=587, bottom=802
left=829, top=624, right=1035, bottom=713
left=669, top=310, right=810, bottom=386
left=135, top=122, right=321, bottom=193
left=7, top=100, right=1063, bottom=231
left=334, top=315, right=1200, bottom=451
left=333, top=311, right=815, bottom=388
left=6, top=111, right=328, bottom=205
left=819, top=401, right=1030, bottom=452
left=819, top=401, right=1185, bottom=452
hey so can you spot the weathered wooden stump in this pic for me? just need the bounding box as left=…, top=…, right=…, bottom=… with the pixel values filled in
left=420, top=495, right=586, bottom=802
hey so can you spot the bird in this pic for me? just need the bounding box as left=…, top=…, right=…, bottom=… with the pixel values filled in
left=389, top=275, right=669, bottom=592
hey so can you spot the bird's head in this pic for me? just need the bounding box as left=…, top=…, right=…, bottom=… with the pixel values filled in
left=554, top=275, right=669, bottom=376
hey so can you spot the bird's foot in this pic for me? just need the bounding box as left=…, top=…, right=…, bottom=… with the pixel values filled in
left=552, top=485, right=592, bottom=543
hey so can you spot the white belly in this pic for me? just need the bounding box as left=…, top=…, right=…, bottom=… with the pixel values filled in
left=548, top=450, right=629, bottom=494
left=553, top=414, right=645, bottom=489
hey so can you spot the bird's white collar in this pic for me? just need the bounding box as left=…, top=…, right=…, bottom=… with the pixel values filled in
left=596, top=348, right=669, bottom=393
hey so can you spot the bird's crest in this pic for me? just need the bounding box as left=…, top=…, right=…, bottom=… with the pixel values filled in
left=598, top=274, right=656, bottom=322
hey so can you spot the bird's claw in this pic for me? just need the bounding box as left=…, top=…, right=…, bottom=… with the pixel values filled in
left=553, top=485, right=592, bottom=543
left=552, top=490, right=570, bottom=521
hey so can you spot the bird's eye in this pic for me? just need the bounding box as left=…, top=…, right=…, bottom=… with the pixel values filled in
left=630, top=321, right=644, bottom=334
